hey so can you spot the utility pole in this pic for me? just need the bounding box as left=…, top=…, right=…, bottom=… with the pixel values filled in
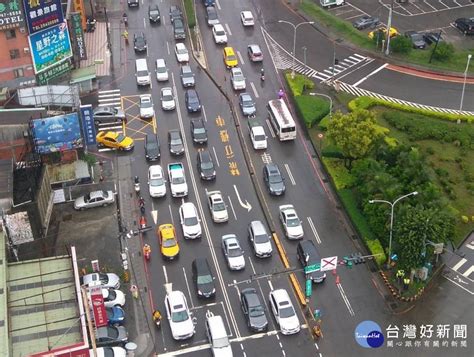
left=385, top=0, right=393, bottom=56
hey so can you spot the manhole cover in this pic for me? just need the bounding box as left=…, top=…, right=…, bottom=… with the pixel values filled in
left=390, top=302, right=398, bottom=310
left=62, top=214, right=73, bottom=221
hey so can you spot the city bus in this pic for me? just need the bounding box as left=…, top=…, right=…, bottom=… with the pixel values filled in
left=267, top=99, right=296, bottom=141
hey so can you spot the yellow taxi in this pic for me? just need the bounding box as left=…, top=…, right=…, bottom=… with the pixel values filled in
left=368, top=27, right=399, bottom=40
left=96, top=131, right=134, bottom=151
left=223, top=47, right=238, bottom=68
left=158, top=224, right=180, bottom=260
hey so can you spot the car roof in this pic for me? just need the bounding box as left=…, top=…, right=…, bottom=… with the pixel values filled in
left=176, top=42, right=186, bottom=49
left=199, top=150, right=212, bottom=161
left=250, top=220, right=266, bottom=232
left=169, top=129, right=181, bottom=137
left=191, top=118, right=204, bottom=126
left=193, top=258, right=211, bottom=273
left=242, top=288, right=259, bottom=305
left=265, top=163, right=280, bottom=174
left=207, top=6, right=216, bottom=13
left=167, top=290, right=186, bottom=307
left=161, top=87, right=172, bottom=93
left=224, top=47, right=235, bottom=55
left=242, top=10, right=252, bottom=17
left=159, top=224, right=175, bottom=238
left=181, top=202, right=197, bottom=214
left=182, top=65, right=192, bottom=72
left=214, top=23, right=224, bottom=30
left=298, top=240, right=319, bottom=257
left=149, top=164, right=163, bottom=175
left=271, top=289, right=291, bottom=304
left=156, top=58, right=166, bottom=65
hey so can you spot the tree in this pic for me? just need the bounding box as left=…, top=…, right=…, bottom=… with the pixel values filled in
left=327, top=109, right=383, bottom=169
left=389, top=36, right=412, bottom=54
left=431, top=42, right=455, bottom=62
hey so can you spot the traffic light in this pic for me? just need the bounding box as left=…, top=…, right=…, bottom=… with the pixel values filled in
left=351, top=252, right=366, bottom=264
left=343, top=256, right=353, bottom=268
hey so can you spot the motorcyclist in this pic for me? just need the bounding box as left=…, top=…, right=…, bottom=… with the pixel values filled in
left=122, top=30, right=129, bottom=43
left=260, top=68, right=265, bottom=81
left=143, top=244, right=151, bottom=256
left=122, top=13, right=128, bottom=26
left=153, top=310, right=162, bottom=321
left=278, top=88, right=285, bottom=99
left=138, top=196, right=145, bottom=207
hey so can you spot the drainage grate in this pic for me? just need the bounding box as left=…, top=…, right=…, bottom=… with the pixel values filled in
left=390, top=302, right=398, bottom=310
left=62, top=214, right=73, bottom=221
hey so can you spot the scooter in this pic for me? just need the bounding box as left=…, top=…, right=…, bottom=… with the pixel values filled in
left=86, top=17, right=96, bottom=33
left=143, top=245, right=151, bottom=261
left=134, top=176, right=140, bottom=195
left=260, top=69, right=265, bottom=81
left=139, top=215, right=147, bottom=230
left=123, top=13, right=128, bottom=27
left=138, top=197, right=145, bottom=215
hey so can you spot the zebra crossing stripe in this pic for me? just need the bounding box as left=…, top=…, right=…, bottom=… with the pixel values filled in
left=342, top=59, right=356, bottom=65
left=352, top=54, right=366, bottom=60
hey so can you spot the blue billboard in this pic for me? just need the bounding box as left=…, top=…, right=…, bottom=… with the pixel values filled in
left=22, top=0, right=64, bottom=34
left=79, top=104, right=96, bottom=146
left=28, top=21, right=72, bottom=74
left=31, top=113, right=84, bottom=154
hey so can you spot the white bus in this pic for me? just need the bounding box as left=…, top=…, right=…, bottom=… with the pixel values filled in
left=267, top=99, right=296, bottom=141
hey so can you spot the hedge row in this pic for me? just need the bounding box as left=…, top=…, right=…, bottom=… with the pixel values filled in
left=183, top=0, right=196, bottom=28
left=294, top=95, right=330, bottom=128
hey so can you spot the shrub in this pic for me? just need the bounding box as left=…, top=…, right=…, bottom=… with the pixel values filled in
left=338, top=189, right=375, bottom=241
left=322, top=158, right=355, bottom=189
left=461, top=215, right=469, bottom=223
left=294, top=95, right=330, bottom=128
left=318, top=115, right=331, bottom=130
left=390, top=36, right=412, bottom=54
left=432, top=42, right=455, bottom=62
left=183, top=0, right=196, bottom=28
left=285, top=72, right=314, bottom=96
left=366, top=238, right=387, bottom=267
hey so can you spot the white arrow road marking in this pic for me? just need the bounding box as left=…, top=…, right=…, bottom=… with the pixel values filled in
left=151, top=210, right=158, bottom=225
left=228, top=195, right=237, bottom=220
left=233, top=185, right=252, bottom=212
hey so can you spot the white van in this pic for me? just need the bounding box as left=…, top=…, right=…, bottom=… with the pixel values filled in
left=135, top=58, right=151, bottom=86
left=206, top=314, right=233, bottom=356
left=155, top=59, right=169, bottom=81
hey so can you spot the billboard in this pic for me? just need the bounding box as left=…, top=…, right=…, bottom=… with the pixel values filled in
left=23, top=0, right=63, bottom=34
left=90, top=286, right=108, bottom=328
left=35, top=59, right=72, bottom=85
left=72, top=0, right=86, bottom=32
left=0, top=0, right=24, bottom=30
left=31, top=112, right=83, bottom=154
left=70, top=12, right=86, bottom=60
left=79, top=104, right=96, bottom=146
left=28, top=21, right=72, bottom=74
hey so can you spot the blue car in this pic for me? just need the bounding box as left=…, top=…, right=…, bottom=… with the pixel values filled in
left=107, top=306, right=125, bottom=325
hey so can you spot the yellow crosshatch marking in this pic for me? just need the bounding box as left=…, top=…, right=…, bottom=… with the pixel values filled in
left=215, top=115, right=225, bottom=127
left=225, top=145, right=234, bottom=159
left=229, top=162, right=240, bottom=176
left=219, top=130, right=229, bottom=143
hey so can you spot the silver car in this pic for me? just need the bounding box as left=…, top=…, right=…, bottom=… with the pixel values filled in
left=74, top=190, right=115, bottom=210
left=95, top=326, right=128, bottom=347
left=222, top=234, right=245, bottom=270
left=93, top=106, right=126, bottom=125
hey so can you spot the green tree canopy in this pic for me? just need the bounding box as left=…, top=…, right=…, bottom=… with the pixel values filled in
left=389, top=36, right=412, bottom=54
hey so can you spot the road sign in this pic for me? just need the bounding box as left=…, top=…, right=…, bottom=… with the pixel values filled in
left=305, top=279, right=312, bottom=298
left=305, top=263, right=320, bottom=274
left=320, top=256, right=338, bottom=272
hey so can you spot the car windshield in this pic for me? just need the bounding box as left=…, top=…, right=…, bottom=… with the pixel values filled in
left=170, top=136, right=182, bottom=145
left=286, top=217, right=300, bottom=227
left=163, top=238, right=176, bottom=247
left=162, top=93, right=173, bottom=101
left=249, top=305, right=265, bottom=317
left=228, top=246, right=242, bottom=257
left=182, top=71, right=193, bottom=78
left=243, top=98, right=253, bottom=106
left=216, top=29, right=225, bottom=36
left=107, top=290, right=116, bottom=300
left=188, top=95, right=198, bottom=104
left=201, top=161, right=213, bottom=170
left=254, top=134, right=266, bottom=142
left=137, top=70, right=148, bottom=77
left=412, top=34, right=423, bottom=41
left=150, top=178, right=164, bottom=186
left=279, top=306, right=295, bottom=319
left=116, top=134, right=126, bottom=142
left=213, top=337, right=229, bottom=349
left=213, top=202, right=226, bottom=211
left=150, top=9, right=159, bottom=16
left=141, top=100, right=152, bottom=108
left=177, top=47, right=187, bottom=54
left=255, top=234, right=269, bottom=244
left=184, top=216, right=198, bottom=226
left=84, top=193, right=91, bottom=202
left=172, top=176, right=185, bottom=184
left=227, top=55, right=237, bottom=61
left=157, top=66, right=166, bottom=73
left=197, top=274, right=213, bottom=284
left=269, top=174, right=282, bottom=184
left=171, top=309, right=189, bottom=323
left=193, top=127, right=205, bottom=134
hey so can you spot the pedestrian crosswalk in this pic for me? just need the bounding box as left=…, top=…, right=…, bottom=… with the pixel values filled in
left=313, top=54, right=373, bottom=82
left=98, top=89, right=121, bottom=109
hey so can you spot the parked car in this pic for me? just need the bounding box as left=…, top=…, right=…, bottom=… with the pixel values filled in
left=223, top=46, right=238, bottom=68
left=269, top=289, right=300, bottom=335
left=148, top=165, right=166, bottom=197
left=206, top=5, right=219, bottom=26
left=95, top=326, right=128, bottom=347
left=404, top=31, right=426, bottom=49
left=148, top=4, right=160, bottom=23
left=82, top=272, right=120, bottom=289
left=190, top=118, right=208, bottom=144
left=179, top=202, right=202, bottom=239
left=145, top=133, right=160, bottom=162
left=231, top=67, right=246, bottom=90
left=192, top=258, right=216, bottom=298
left=96, top=131, right=134, bottom=151
left=248, top=220, right=272, bottom=258
left=91, top=347, right=127, bottom=357
left=175, top=43, right=189, bottom=63
left=247, top=44, right=263, bottom=62
left=161, top=87, right=176, bottom=111
left=205, top=315, right=232, bottom=357
left=169, top=5, right=183, bottom=23
left=168, top=129, right=185, bottom=156
left=352, top=15, right=379, bottom=30
left=368, top=26, right=398, bottom=39
left=185, top=89, right=202, bottom=112
left=241, top=288, right=268, bottom=332
left=133, top=32, right=147, bottom=52
left=158, top=223, right=180, bottom=260
left=127, top=0, right=138, bottom=7
left=239, top=92, right=256, bottom=116
left=297, top=240, right=326, bottom=283
left=93, top=106, right=126, bottom=125
left=139, top=94, right=155, bottom=119
left=165, top=290, right=195, bottom=340
left=454, top=18, right=474, bottom=35
left=180, top=65, right=195, bottom=87
left=106, top=306, right=125, bottom=326
left=221, top=234, right=245, bottom=270
left=155, top=58, right=169, bottom=81
left=279, top=204, right=304, bottom=239
left=422, top=32, right=444, bottom=45
left=74, top=190, right=115, bottom=210
left=212, top=23, right=228, bottom=44
left=240, top=11, right=254, bottom=26
left=101, top=288, right=126, bottom=308
left=173, top=18, right=186, bottom=40
left=197, top=150, right=216, bottom=180
left=263, top=163, right=285, bottom=196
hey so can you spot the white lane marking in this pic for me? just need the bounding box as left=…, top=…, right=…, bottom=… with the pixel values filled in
left=314, top=342, right=319, bottom=349
left=248, top=256, right=273, bottom=324
left=240, top=344, right=244, bottom=351
left=337, top=282, right=355, bottom=316
left=143, top=17, right=146, bottom=28
left=284, top=163, right=296, bottom=185
left=268, top=280, right=274, bottom=291
left=216, top=0, right=221, bottom=10
left=227, top=195, right=237, bottom=220
left=202, top=105, right=208, bottom=122
left=162, top=265, right=169, bottom=283
left=307, top=217, right=321, bottom=244
left=266, top=118, right=276, bottom=138
left=466, top=241, right=474, bottom=250
left=463, top=265, right=474, bottom=279
left=182, top=266, right=195, bottom=309
left=443, top=274, right=474, bottom=295
left=352, top=63, right=389, bottom=87
left=97, top=89, right=120, bottom=94
left=232, top=279, right=242, bottom=302
left=452, top=258, right=467, bottom=271
left=168, top=205, right=174, bottom=225
left=212, top=146, right=220, bottom=167
left=237, top=51, right=245, bottom=65
left=166, top=41, right=170, bottom=55
left=225, top=23, right=232, bottom=36
left=250, top=82, right=259, bottom=98
left=282, top=350, right=286, bottom=356
left=333, top=57, right=375, bottom=82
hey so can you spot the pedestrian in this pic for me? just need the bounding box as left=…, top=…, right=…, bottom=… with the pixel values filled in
left=403, top=277, right=410, bottom=291
left=278, top=88, right=285, bottom=100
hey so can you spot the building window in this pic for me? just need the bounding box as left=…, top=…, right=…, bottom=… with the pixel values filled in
left=10, top=49, right=20, bottom=60
left=13, top=68, right=24, bottom=78
left=5, top=30, right=16, bottom=39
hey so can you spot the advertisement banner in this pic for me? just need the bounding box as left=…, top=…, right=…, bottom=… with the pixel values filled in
left=70, top=12, right=86, bottom=60
left=79, top=105, right=96, bottom=146
left=23, top=0, right=64, bottom=34
left=90, top=286, right=108, bottom=328
left=28, top=21, right=73, bottom=74
left=31, top=112, right=83, bottom=154
left=72, top=0, right=86, bottom=33
left=35, top=59, right=72, bottom=85
left=0, top=0, right=24, bottom=30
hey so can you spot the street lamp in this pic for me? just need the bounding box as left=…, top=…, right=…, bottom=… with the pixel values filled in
left=310, top=92, right=333, bottom=118
left=369, top=191, right=418, bottom=267
left=459, top=54, right=472, bottom=113
left=278, top=20, right=314, bottom=78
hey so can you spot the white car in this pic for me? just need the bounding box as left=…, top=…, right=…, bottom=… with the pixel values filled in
left=74, top=190, right=115, bottom=210
left=165, top=290, right=195, bottom=340
left=248, top=120, right=267, bottom=150
left=207, top=190, right=228, bottom=223
left=221, top=234, right=245, bottom=270
left=161, top=87, right=176, bottom=110
left=82, top=273, right=120, bottom=289
left=90, top=347, right=126, bottom=357
left=240, top=11, right=255, bottom=26
left=101, top=288, right=126, bottom=308
left=231, top=67, right=246, bottom=91
left=155, top=58, right=169, bottom=81
left=269, top=289, right=300, bottom=335
left=175, top=43, right=189, bottom=63
left=212, top=23, right=228, bottom=44
left=139, top=94, right=155, bottom=119
left=179, top=202, right=202, bottom=239
left=279, top=205, right=304, bottom=239
left=148, top=165, right=166, bottom=198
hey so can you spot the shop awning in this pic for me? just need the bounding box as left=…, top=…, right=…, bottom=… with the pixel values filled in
left=70, top=65, right=96, bottom=84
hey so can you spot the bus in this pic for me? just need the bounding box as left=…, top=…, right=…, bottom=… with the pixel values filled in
left=267, top=99, right=296, bottom=141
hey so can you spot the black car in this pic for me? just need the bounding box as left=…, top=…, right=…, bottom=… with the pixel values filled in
left=145, top=133, right=160, bottom=161
left=263, top=163, right=285, bottom=196
left=197, top=150, right=216, bottom=180
left=454, top=18, right=474, bottom=36
left=173, top=18, right=186, bottom=40
left=169, top=5, right=183, bottom=23
left=404, top=31, right=426, bottom=49
left=297, top=240, right=326, bottom=283
left=206, top=5, right=219, bottom=27
left=422, top=32, right=443, bottom=45
left=133, top=32, right=147, bottom=52
left=148, top=4, right=160, bottom=23
left=180, top=65, right=195, bottom=87
left=191, top=118, right=208, bottom=144
left=352, top=15, right=379, bottom=30
left=185, top=89, right=202, bottom=113
left=168, top=130, right=184, bottom=156
left=192, top=258, right=216, bottom=298
left=127, top=0, right=139, bottom=7
left=241, top=288, right=268, bottom=332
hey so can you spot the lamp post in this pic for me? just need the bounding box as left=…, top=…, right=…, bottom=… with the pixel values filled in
left=459, top=54, right=472, bottom=113
left=278, top=20, right=314, bottom=78
left=369, top=191, right=418, bottom=267
left=310, top=92, right=333, bottom=118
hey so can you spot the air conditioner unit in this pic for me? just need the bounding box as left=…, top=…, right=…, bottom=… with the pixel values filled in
left=19, top=27, right=26, bottom=33
left=24, top=47, right=30, bottom=54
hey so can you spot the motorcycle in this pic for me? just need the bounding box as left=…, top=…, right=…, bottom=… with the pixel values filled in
left=139, top=215, right=147, bottom=230
left=86, top=17, right=96, bottom=33
left=123, top=13, right=128, bottom=27
left=134, top=176, right=140, bottom=195
left=260, top=69, right=265, bottom=81
left=138, top=197, right=145, bottom=214
left=143, top=245, right=151, bottom=261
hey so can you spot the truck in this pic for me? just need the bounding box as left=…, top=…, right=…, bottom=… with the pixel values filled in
left=168, top=163, right=188, bottom=197
left=248, top=119, right=267, bottom=150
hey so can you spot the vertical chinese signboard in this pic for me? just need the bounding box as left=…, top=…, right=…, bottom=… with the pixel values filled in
left=22, top=0, right=64, bottom=34
left=79, top=104, right=96, bottom=146
left=70, top=12, right=86, bottom=60
left=0, top=0, right=24, bottom=30
left=90, top=286, right=107, bottom=328
left=72, top=0, right=86, bottom=32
